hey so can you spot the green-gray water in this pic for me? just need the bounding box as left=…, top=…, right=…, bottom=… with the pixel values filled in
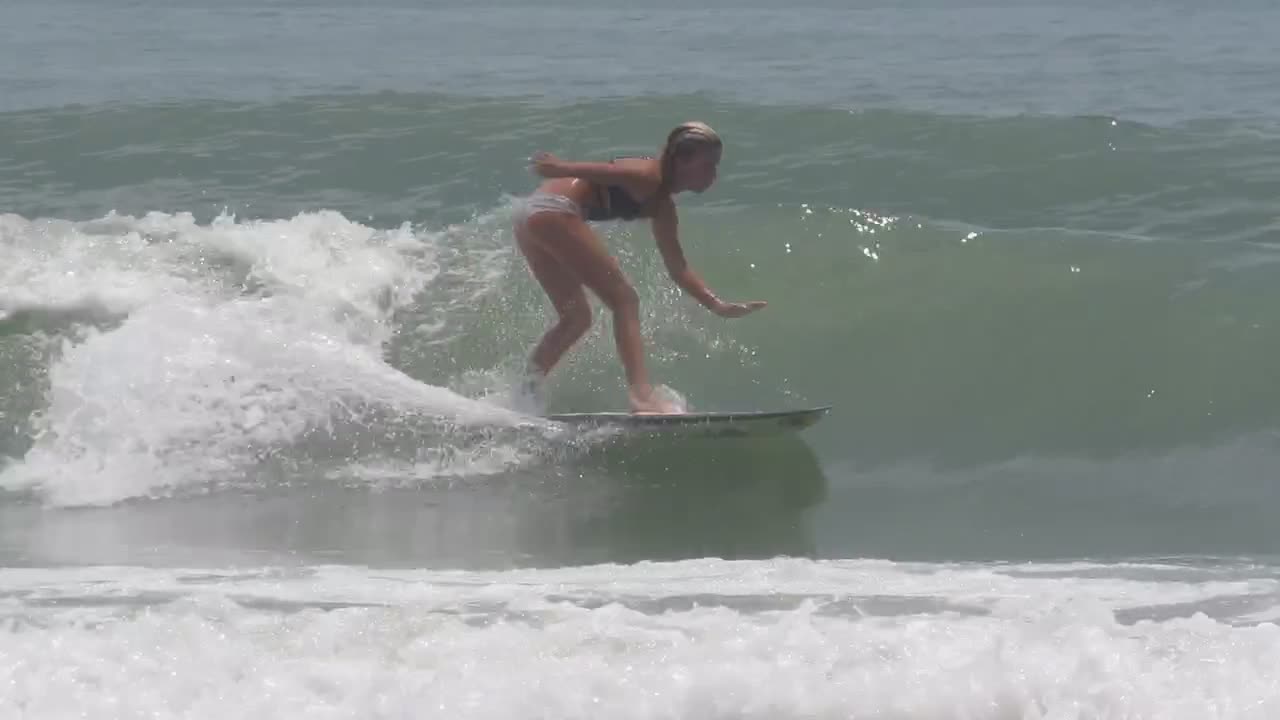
left=4, top=2, right=1280, bottom=717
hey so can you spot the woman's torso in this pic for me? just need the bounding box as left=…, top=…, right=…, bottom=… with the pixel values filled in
left=536, top=157, right=659, bottom=222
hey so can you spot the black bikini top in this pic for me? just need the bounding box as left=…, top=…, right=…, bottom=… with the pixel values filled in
left=584, top=156, right=652, bottom=222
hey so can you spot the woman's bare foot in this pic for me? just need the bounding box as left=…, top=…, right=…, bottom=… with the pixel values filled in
left=628, top=386, right=683, bottom=415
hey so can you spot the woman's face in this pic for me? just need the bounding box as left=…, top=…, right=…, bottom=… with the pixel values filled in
left=676, top=146, right=721, bottom=193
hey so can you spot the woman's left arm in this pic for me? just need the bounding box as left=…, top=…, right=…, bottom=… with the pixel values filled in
left=650, top=198, right=767, bottom=317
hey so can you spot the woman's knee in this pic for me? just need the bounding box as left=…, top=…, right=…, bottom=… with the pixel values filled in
left=560, top=300, right=593, bottom=335
left=602, top=282, right=640, bottom=314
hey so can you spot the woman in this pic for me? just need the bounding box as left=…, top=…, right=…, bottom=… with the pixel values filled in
left=513, top=121, right=766, bottom=414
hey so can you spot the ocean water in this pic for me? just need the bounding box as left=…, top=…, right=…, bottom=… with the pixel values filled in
left=4, top=0, right=1280, bottom=717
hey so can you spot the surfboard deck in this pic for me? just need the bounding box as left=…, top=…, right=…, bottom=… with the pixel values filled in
left=544, top=405, right=831, bottom=437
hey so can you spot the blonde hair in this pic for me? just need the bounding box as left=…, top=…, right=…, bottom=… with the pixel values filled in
left=658, top=121, right=722, bottom=193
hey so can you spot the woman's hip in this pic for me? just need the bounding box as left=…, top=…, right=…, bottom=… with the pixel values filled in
left=512, top=192, right=584, bottom=228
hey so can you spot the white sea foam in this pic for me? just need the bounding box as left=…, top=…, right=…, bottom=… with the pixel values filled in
left=2, top=557, right=1278, bottom=719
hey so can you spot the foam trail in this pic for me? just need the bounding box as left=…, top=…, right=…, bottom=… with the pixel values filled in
left=0, top=210, right=538, bottom=506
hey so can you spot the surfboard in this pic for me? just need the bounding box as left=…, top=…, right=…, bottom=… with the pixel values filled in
left=544, top=405, right=831, bottom=437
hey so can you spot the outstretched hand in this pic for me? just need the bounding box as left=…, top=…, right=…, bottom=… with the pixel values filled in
left=529, top=151, right=565, bottom=179
left=711, top=300, right=767, bottom=318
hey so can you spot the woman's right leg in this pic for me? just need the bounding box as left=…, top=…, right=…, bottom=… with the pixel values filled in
left=519, top=212, right=678, bottom=414
left=515, top=221, right=593, bottom=377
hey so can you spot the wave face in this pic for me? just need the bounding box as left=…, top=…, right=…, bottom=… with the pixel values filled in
left=5, top=98, right=1280, bottom=535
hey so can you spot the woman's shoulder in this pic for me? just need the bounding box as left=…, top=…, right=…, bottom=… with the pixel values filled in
left=611, top=155, right=660, bottom=177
